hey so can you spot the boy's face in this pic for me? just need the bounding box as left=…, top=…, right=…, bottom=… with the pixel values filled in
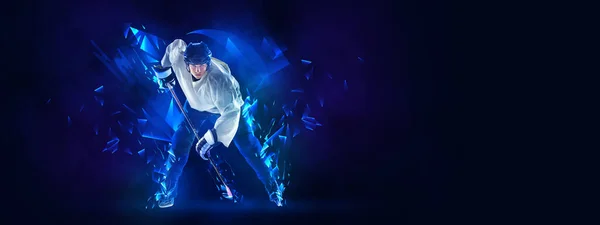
left=189, top=63, right=207, bottom=79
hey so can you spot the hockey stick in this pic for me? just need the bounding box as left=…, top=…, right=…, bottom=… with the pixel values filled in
left=165, top=83, right=234, bottom=198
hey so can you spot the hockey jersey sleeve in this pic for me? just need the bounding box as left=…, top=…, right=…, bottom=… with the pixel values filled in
left=160, top=39, right=187, bottom=68
left=207, top=74, right=243, bottom=147
left=211, top=57, right=231, bottom=74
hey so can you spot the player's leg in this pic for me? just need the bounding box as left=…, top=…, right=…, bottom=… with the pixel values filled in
left=233, top=113, right=282, bottom=206
left=158, top=102, right=197, bottom=208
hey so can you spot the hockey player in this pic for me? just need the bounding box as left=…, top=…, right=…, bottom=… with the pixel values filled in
left=152, top=39, right=282, bottom=208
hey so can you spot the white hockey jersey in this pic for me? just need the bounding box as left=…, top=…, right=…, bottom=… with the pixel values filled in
left=160, top=39, right=244, bottom=147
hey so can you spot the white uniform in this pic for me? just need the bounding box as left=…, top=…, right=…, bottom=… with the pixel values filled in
left=160, top=39, right=244, bottom=147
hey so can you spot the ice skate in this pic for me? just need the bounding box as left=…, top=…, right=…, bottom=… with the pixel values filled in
left=157, top=194, right=175, bottom=208
left=269, top=190, right=283, bottom=207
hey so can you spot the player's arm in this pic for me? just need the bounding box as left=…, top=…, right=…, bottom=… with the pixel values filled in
left=153, top=39, right=187, bottom=88
left=203, top=76, right=241, bottom=148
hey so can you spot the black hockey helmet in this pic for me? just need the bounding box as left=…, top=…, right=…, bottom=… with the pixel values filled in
left=184, top=42, right=212, bottom=65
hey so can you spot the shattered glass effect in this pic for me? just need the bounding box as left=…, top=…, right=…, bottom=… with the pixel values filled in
left=54, top=24, right=356, bottom=209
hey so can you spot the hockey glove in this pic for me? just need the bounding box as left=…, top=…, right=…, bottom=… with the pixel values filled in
left=196, top=128, right=218, bottom=160
left=152, top=65, right=176, bottom=89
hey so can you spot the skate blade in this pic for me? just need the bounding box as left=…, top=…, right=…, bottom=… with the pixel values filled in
left=158, top=202, right=174, bottom=208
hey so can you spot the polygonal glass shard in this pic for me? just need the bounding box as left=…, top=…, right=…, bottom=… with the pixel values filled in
left=147, top=154, right=154, bottom=164
left=124, top=148, right=133, bottom=155
left=79, top=105, right=84, bottom=112
left=151, top=172, right=162, bottom=183
left=137, top=118, right=147, bottom=125
left=111, top=146, right=119, bottom=154
left=113, top=56, right=133, bottom=82
left=168, top=149, right=175, bottom=160
left=282, top=105, right=292, bottom=117
left=318, top=96, right=324, bottom=107
left=292, top=125, right=301, bottom=137
left=266, top=118, right=276, bottom=136
left=165, top=160, right=172, bottom=171
left=140, top=36, right=159, bottom=59
left=242, top=110, right=255, bottom=132
left=165, top=98, right=182, bottom=131
left=153, top=166, right=164, bottom=175
left=261, top=37, right=270, bottom=54
left=358, top=56, right=364, bottom=63
left=344, top=80, right=348, bottom=91
left=280, top=115, right=286, bottom=125
left=94, top=96, right=104, bottom=106
left=112, top=111, right=121, bottom=116
left=93, top=124, right=99, bottom=135
left=301, top=116, right=317, bottom=124
left=136, top=119, right=148, bottom=134
left=260, top=37, right=285, bottom=60
left=67, top=116, right=72, bottom=126
left=141, top=130, right=171, bottom=142
left=138, top=149, right=146, bottom=157
left=262, top=104, right=269, bottom=117
left=260, top=143, right=270, bottom=158
left=301, top=59, right=311, bottom=65
left=302, top=104, right=311, bottom=118
left=264, top=154, right=274, bottom=168
left=46, top=98, right=51, bottom=104
left=291, top=89, right=304, bottom=93
left=248, top=98, right=259, bottom=114
left=286, top=124, right=293, bottom=147
left=104, top=138, right=119, bottom=152
left=90, top=40, right=106, bottom=60
left=304, top=67, right=314, bottom=80
left=94, top=85, right=104, bottom=93
left=142, top=51, right=158, bottom=63
left=279, top=135, right=287, bottom=146
left=133, top=31, right=144, bottom=45
left=302, top=117, right=320, bottom=131
left=256, top=122, right=262, bottom=130
left=130, top=27, right=140, bottom=37
left=142, top=108, right=151, bottom=120
left=305, top=124, right=315, bottom=131
left=124, top=24, right=131, bottom=38
left=272, top=40, right=285, bottom=59
left=225, top=38, right=243, bottom=58
left=92, top=50, right=120, bottom=79
left=122, top=104, right=136, bottom=114
left=327, top=72, right=333, bottom=79
left=266, top=126, right=284, bottom=146
left=149, top=35, right=161, bottom=51
left=118, top=121, right=126, bottom=131
left=273, top=46, right=284, bottom=59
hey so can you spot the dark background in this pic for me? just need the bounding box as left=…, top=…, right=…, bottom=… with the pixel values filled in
left=6, top=0, right=459, bottom=223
